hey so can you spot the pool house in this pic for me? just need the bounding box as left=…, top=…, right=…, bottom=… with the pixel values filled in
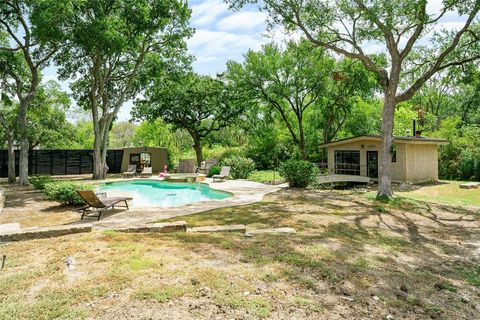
left=319, top=135, right=449, bottom=183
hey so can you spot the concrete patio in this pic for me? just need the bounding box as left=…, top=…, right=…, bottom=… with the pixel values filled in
left=90, top=178, right=285, bottom=229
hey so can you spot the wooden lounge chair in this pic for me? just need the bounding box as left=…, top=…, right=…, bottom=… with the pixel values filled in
left=123, top=164, right=137, bottom=178
left=76, top=190, right=132, bottom=221
left=212, top=166, right=231, bottom=182
left=139, top=166, right=152, bottom=178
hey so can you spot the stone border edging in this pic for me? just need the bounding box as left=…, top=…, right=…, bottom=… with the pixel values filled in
left=113, top=221, right=187, bottom=233
left=0, top=224, right=92, bottom=242
left=188, top=224, right=247, bottom=233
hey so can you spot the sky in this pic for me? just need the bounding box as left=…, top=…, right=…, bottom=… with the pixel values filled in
left=187, top=0, right=270, bottom=75
left=41, top=0, right=469, bottom=122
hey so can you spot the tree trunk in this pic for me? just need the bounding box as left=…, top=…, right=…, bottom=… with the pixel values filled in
left=192, top=134, right=203, bottom=166
left=297, top=114, right=307, bottom=160
left=18, top=105, right=29, bottom=186
left=377, top=93, right=396, bottom=199
left=92, top=128, right=109, bottom=180
left=7, top=133, right=16, bottom=184
left=298, top=125, right=307, bottom=160
left=18, top=138, right=29, bottom=185
left=92, top=147, right=106, bottom=180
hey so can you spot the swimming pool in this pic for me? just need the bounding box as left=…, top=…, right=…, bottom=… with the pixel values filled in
left=98, top=180, right=232, bottom=208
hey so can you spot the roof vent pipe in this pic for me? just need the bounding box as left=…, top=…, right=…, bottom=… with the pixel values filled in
left=413, top=119, right=416, bottom=138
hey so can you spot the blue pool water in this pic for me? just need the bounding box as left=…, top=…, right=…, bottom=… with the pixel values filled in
left=98, top=180, right=232, bottom=208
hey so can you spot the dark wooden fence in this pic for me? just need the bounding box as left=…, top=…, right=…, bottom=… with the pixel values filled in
left=0, top=149, right=124, bottom=177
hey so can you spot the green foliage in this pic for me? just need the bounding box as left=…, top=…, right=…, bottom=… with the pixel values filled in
left=132, top=118, right=194, bottom=163
left=226, top=39, right=376, bottom=161
left=29, top=175, right=54, bottom=191
left=432, top=117, right=480, bottom=181
left=44, top=181, right=91, bottom=206
left=279, top=160, right=319, bottom=188
left=225, top=40, right=333, bottom=159
left=244, top=115, right=293, bottom=169
left=133, top=72, right=245, bottom=164
left=222, top=156, right=256, bottom=179
left=203, top=145, right=245, bottom=162
left=208, top=166, right=221, bottom=178
left=27, top=81, right=78, bottom=149
left=394, top=105, right=418, bottom=136
left=70, top=120, right=95, bottom=149
left=248, top=170, right=283, bottom=183
left=44, top=0, right=193, bottom=178
left=109, top=122, right=137, bottom=148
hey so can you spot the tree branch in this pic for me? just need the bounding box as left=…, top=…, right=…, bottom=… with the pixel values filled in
left=291, top=4, right=389, bottom=88
left=353, top=0, right=398, bottom=58
left=396, top=6, right=480, bottom=103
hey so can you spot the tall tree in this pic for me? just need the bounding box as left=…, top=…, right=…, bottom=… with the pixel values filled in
left=0, top=90, right=17, bottom=183
left=52, top=0, right=192, bottom=179
left=226, top=40, right=332, bottom=159
left=229, top=0, right=480, bottom=198
left=133, top=73, right=244, bottom=165
left=0, top=0, right=62, bottom=185
left=227, top=40, right=375, bottom=159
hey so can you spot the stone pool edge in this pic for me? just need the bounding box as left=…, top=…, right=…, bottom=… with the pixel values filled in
left=91, top=179, right=286, bottom=230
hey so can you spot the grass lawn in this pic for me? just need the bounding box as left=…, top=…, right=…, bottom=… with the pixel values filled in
left=248, top=170, right=283, bottom=184
left=1, top=183, right=479, bottom=319
left=395, top=181, right=480, bottom=207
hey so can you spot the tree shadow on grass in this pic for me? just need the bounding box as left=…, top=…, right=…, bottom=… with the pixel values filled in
left=3, top=187, right=45, bottom=208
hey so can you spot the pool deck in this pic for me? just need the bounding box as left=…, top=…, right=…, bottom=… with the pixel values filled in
left=88, top=178, right=286, bottom=230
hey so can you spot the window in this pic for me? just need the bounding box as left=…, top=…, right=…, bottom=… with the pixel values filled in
left=334, top=150, right=360, bottom=175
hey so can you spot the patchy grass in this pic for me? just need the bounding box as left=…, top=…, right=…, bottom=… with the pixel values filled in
left=133, top=285, right=191, bottom=302
left=1, top=187, right=480, bottom=319
left=214, top=293, right=272, bottom=318
left=248, top=170, right=283, bottom=184
left=455, top=265, right=480, bottom=287
left=396, top=180, right=480, bottom=207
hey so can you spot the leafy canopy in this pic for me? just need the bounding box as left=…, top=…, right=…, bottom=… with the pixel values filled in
left=133, top=72, right=244, bottom=139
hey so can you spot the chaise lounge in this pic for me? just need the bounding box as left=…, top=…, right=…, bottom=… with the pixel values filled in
left=139, top=166, right=152, bottom=178
left=123, top=164, right=137, bottom=178
left=76, top=190, right=132, bottom=221
left=212, top=166, right=231, bottom=182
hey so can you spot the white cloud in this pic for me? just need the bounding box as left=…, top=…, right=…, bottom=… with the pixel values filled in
left=217, top=11, right=267, bottom=32
left=190, top=0, right=229, bottom=27
left=188, top=29, right=266, bottom=74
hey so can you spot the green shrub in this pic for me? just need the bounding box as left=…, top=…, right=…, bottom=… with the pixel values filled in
left=203, top=145, right=246, bottom=162
left=279, top=160, right=319, bottom=188
left=208, top=165, right=221, bottom=178
left=44, top=181, right=91, bottom=206
left=222, top=156, right=256, bottom=179
left=29, top=175, right=54, bottom=190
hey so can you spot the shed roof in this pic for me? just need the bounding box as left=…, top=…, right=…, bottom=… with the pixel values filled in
left=319, top=135, right=449, bottom=148
left=121, top=146, right=168, bottom=150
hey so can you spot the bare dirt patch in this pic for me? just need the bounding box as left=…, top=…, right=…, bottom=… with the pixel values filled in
left=0, top=184, right=80, bottom=228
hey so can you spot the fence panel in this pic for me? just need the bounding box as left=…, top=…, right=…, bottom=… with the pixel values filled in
left=0, top=149, right=123, bottom=178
